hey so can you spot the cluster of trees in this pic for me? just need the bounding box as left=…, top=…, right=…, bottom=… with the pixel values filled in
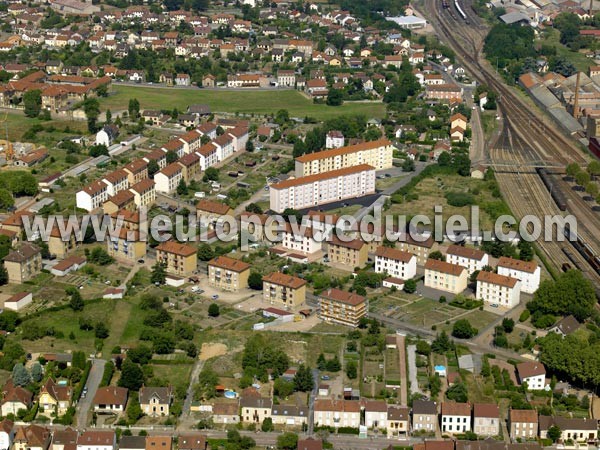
left=566, top=161, right=600, bottom=202
left=316, top=353, right=342, bottom=372
left=384, top=58, right=421, bottom=105
left=0, top=171, right=38, bottom=196
left=527, top=270, right=596, bottom=327
left=483, top=24, right=536, bottom=81
left=241, top=334, right=290, bottom=382
left=452, top=319, right=478, bottom=339
left=539, top=332, right=600, bottom=387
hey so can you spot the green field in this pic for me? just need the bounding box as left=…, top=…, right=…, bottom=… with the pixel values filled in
left=100, top=85, right=386, bottom=120
left=538, top=29, right=593, bottom=73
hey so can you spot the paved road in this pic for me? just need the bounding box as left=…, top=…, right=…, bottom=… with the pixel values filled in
left=307, top=368, right=319, bottom=435
left=406, top=344, right=423, bottom=396
left=76, top=359, right=106, bottom=428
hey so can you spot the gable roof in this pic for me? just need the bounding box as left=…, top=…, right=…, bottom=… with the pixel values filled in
left=139, top=386, right=172, bottom=405
left=375, top=246, right=415, bottom=262
left=262, top=272, right=306, bottom=289
left=425, top=259, right=465, bottom=276
left=208, top=255, right=250, bottom=273
left=319, top=288, right=365, bottom=306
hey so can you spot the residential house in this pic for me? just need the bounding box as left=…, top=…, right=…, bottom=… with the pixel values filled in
left=156, top=241, right=197, bottom=276
left=271, top=405, right=309, bottom=426
left=50, top=255, right=86, bottom=277
left=212, top=402, right=240, bottom=425
left=277, top=70, right=296, bottom=87
left=92, top=386, right=128, bottom=413
left=1, top=381, right=33, bottom=416
left=374, top=246, right=417, bottom=280
left=262, top=272, right=307, bottom=309
left=318, top=288, right=367, bottom=328
left=208, top=256, right=250, bottom=291
left=178, top=434, right=207, bottom=450
left=118, top=436, right=146, bottom=450
left=509, top=409, right=538, bottom=440
left=76, top=431, right=115, bottom=450
left=364, top=400, right=387, bottom=430
left=539, top=416, right=597, bottom=442
left=145, top=436, right=171, bottom=450
left=12, top=425, right=50, bottom=450
left=516, top=362, right=546, bottom=390
left=549, top=315, right=581, bottom=337
left=476, top=271, right=521, bottom=308
left=325, top=130, right=344, bottom=149
left=139, top=386, right=173, bottom=417
left=473, top=403, right=500, bottom=436
left=175, top=74, right=190, bottom=86
left=196, top=200, right=233, bottom=225
left=38, top=378, right=72, bottom=417
left=281, top=224, right=323, bottom=256
left=387, top=405, right=410, bottom=438
left=313, top=399, right=361, bottom=428
left=4, top=243, right=42, bottom=284
left=50, top=428, right=77, bottom=450
left=240, top=395, right=272, bottom=423
left=412, top=400, right=438, bottom=433
left=424, top=259, right=468, bottom=294
left=445, top=245, right=489, bottom=275
left=440, top=402, right=471, bottom=434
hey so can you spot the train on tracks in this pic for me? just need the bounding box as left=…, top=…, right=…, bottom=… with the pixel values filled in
left=564, top=223, right=600, bottom=276
left=537, top=168, right=568, bottom=211
left=454, top=0, right=470, bottom=23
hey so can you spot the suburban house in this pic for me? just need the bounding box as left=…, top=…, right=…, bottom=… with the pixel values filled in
left=0, top=420, right=14, bottom=450
left=145, top=436, right=171, bottom=450
left=497, top=257, right=540, bottom=294
left=139, top=386, right=173, bottom=417
left=271, top=405, right=309, bottom=426
left=412, top=400, right=438, bottom=433
left=374, top=246, right=417, bottom=280
left=38, top=378, right=72, bottom=417
left=297, top=438, right=323, bottom=450
left=195, top=200, right=233, bottom=225
left=1, top=381, right=33, bottom=416
left=4, top=243, right=42, bottom=284
left=51, top=428, right=77, bottom=450
left=262, top=272, right=307, bottom=309
left=207, top=256, right=250, bottom=291
left=549, top=315, right=581, bottom=337
left=12, top=425, right=50, bottom=450
left=178, top=434, right=207, bottom=450
left=509, top=409, right=539, bottom=440
left=539, top=416, right=598, bottom=442
left=476, top=271, right=521, bottom=308
left=155, top=241, right=197, bottom=276
left=318, top=288, right=367, bottom=328
left=516, top=362, right=546, bottom=390
left=472, top=403, right=500, bottom=436
left=327, top=236, right=368, bottom=269
left=240, top=395, right=272, bottom=424
left=118, top=436, right=146, bottom=450
left=363, top=400, right=387, bottom=430
left=445, top=245, right=489, bottom=275
left=387, top=405, right=410, bottom=438
left=441, top=402, right=472, bottom=434
left=313, top=399, right=361, bottom=429
left=76, top=431, right=116, bottom=450
left=212, top=402, right=240, bottom=425
left=424, top=259, right=468, bottom=294
left=92, top=387, right=128, bottom=413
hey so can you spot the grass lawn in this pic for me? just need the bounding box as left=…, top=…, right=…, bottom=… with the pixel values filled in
left=3, top=111, right=88, bottom=143
left=538, top=29, right=593, bottom=73
left=101, top=85, right=386, bottom=120
left=150, top=363, right=193, bottom=390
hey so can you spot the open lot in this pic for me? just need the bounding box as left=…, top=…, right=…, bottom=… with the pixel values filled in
left=100, top=85, right=387, bottom=120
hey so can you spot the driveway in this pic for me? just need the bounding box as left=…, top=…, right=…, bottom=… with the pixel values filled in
left=406, top=344, right=424, bottom=396
left=76, top=358, right=106, bottom=427
left=307, top=368, right=319, bottom=435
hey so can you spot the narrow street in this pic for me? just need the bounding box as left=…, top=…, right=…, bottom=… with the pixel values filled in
left=76, top=359, right=106, bottom=428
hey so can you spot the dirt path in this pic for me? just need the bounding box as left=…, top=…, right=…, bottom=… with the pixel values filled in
left=396, top=334, right=408, bottom=405
left=592, top=395, right=600, bottom=420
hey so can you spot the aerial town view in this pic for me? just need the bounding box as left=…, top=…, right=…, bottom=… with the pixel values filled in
left=0, top=0, right=600, bottom=448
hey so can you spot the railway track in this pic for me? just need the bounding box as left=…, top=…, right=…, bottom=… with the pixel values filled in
left=424, top=0, right=600, bottom=284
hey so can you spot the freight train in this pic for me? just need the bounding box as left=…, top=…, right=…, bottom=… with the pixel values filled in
left=536, top=167, right=568, bottom=211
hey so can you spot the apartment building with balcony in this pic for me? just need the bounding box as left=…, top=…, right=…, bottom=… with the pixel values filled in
left=262, top=272, right=307, bottom=309
left=4, top=243, right=42, bottom=284
left=326, top=235, right=368, bottom=269
left=207, top=255, right=250, bottom=291
left=294, top=139, right=394, bottom=176
left=155, top=241, right=197, bottom=276
left=107, top=229, right=146, bottom=263
left=318, top=288, right=367, bottom=328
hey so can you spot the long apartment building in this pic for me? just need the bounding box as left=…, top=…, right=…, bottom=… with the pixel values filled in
left=155, top=240, right=197, bottom=276
left=207, top=255, right=250, bottom=292
left=269, top=164, right=376, bottom=213
left=294, top=138, right=394, bottom=176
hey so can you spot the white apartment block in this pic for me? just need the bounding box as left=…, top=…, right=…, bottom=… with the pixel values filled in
left=445, top=245, right=489, bottom=275
left=295, top=138, right=394, bottom=176
left=154, top=163, right=183, bottom=194
left=228, top=126, right=249, bottom=152
left=281, top=225, right=323, bottom=255
left=102, top=169, right=130, bottom=196
left=374, top=246, right=417, bottom=280
left=476, top=271, right=521, bottom=308
left=76, top=180, right=109, bottom=212
left=269, top=164, right=376, bottom=213
left=424, top=259, right=468, bottom=294
left=213, top=134, right=235, bottom=161
left=197, top=143, right=219, bottom=170
left=497, top=257, right=540, bottom=294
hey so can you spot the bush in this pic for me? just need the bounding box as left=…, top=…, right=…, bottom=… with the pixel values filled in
left=445, top=191, right=475, bottom=207
left=519, top=310, right=531, bottom=322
